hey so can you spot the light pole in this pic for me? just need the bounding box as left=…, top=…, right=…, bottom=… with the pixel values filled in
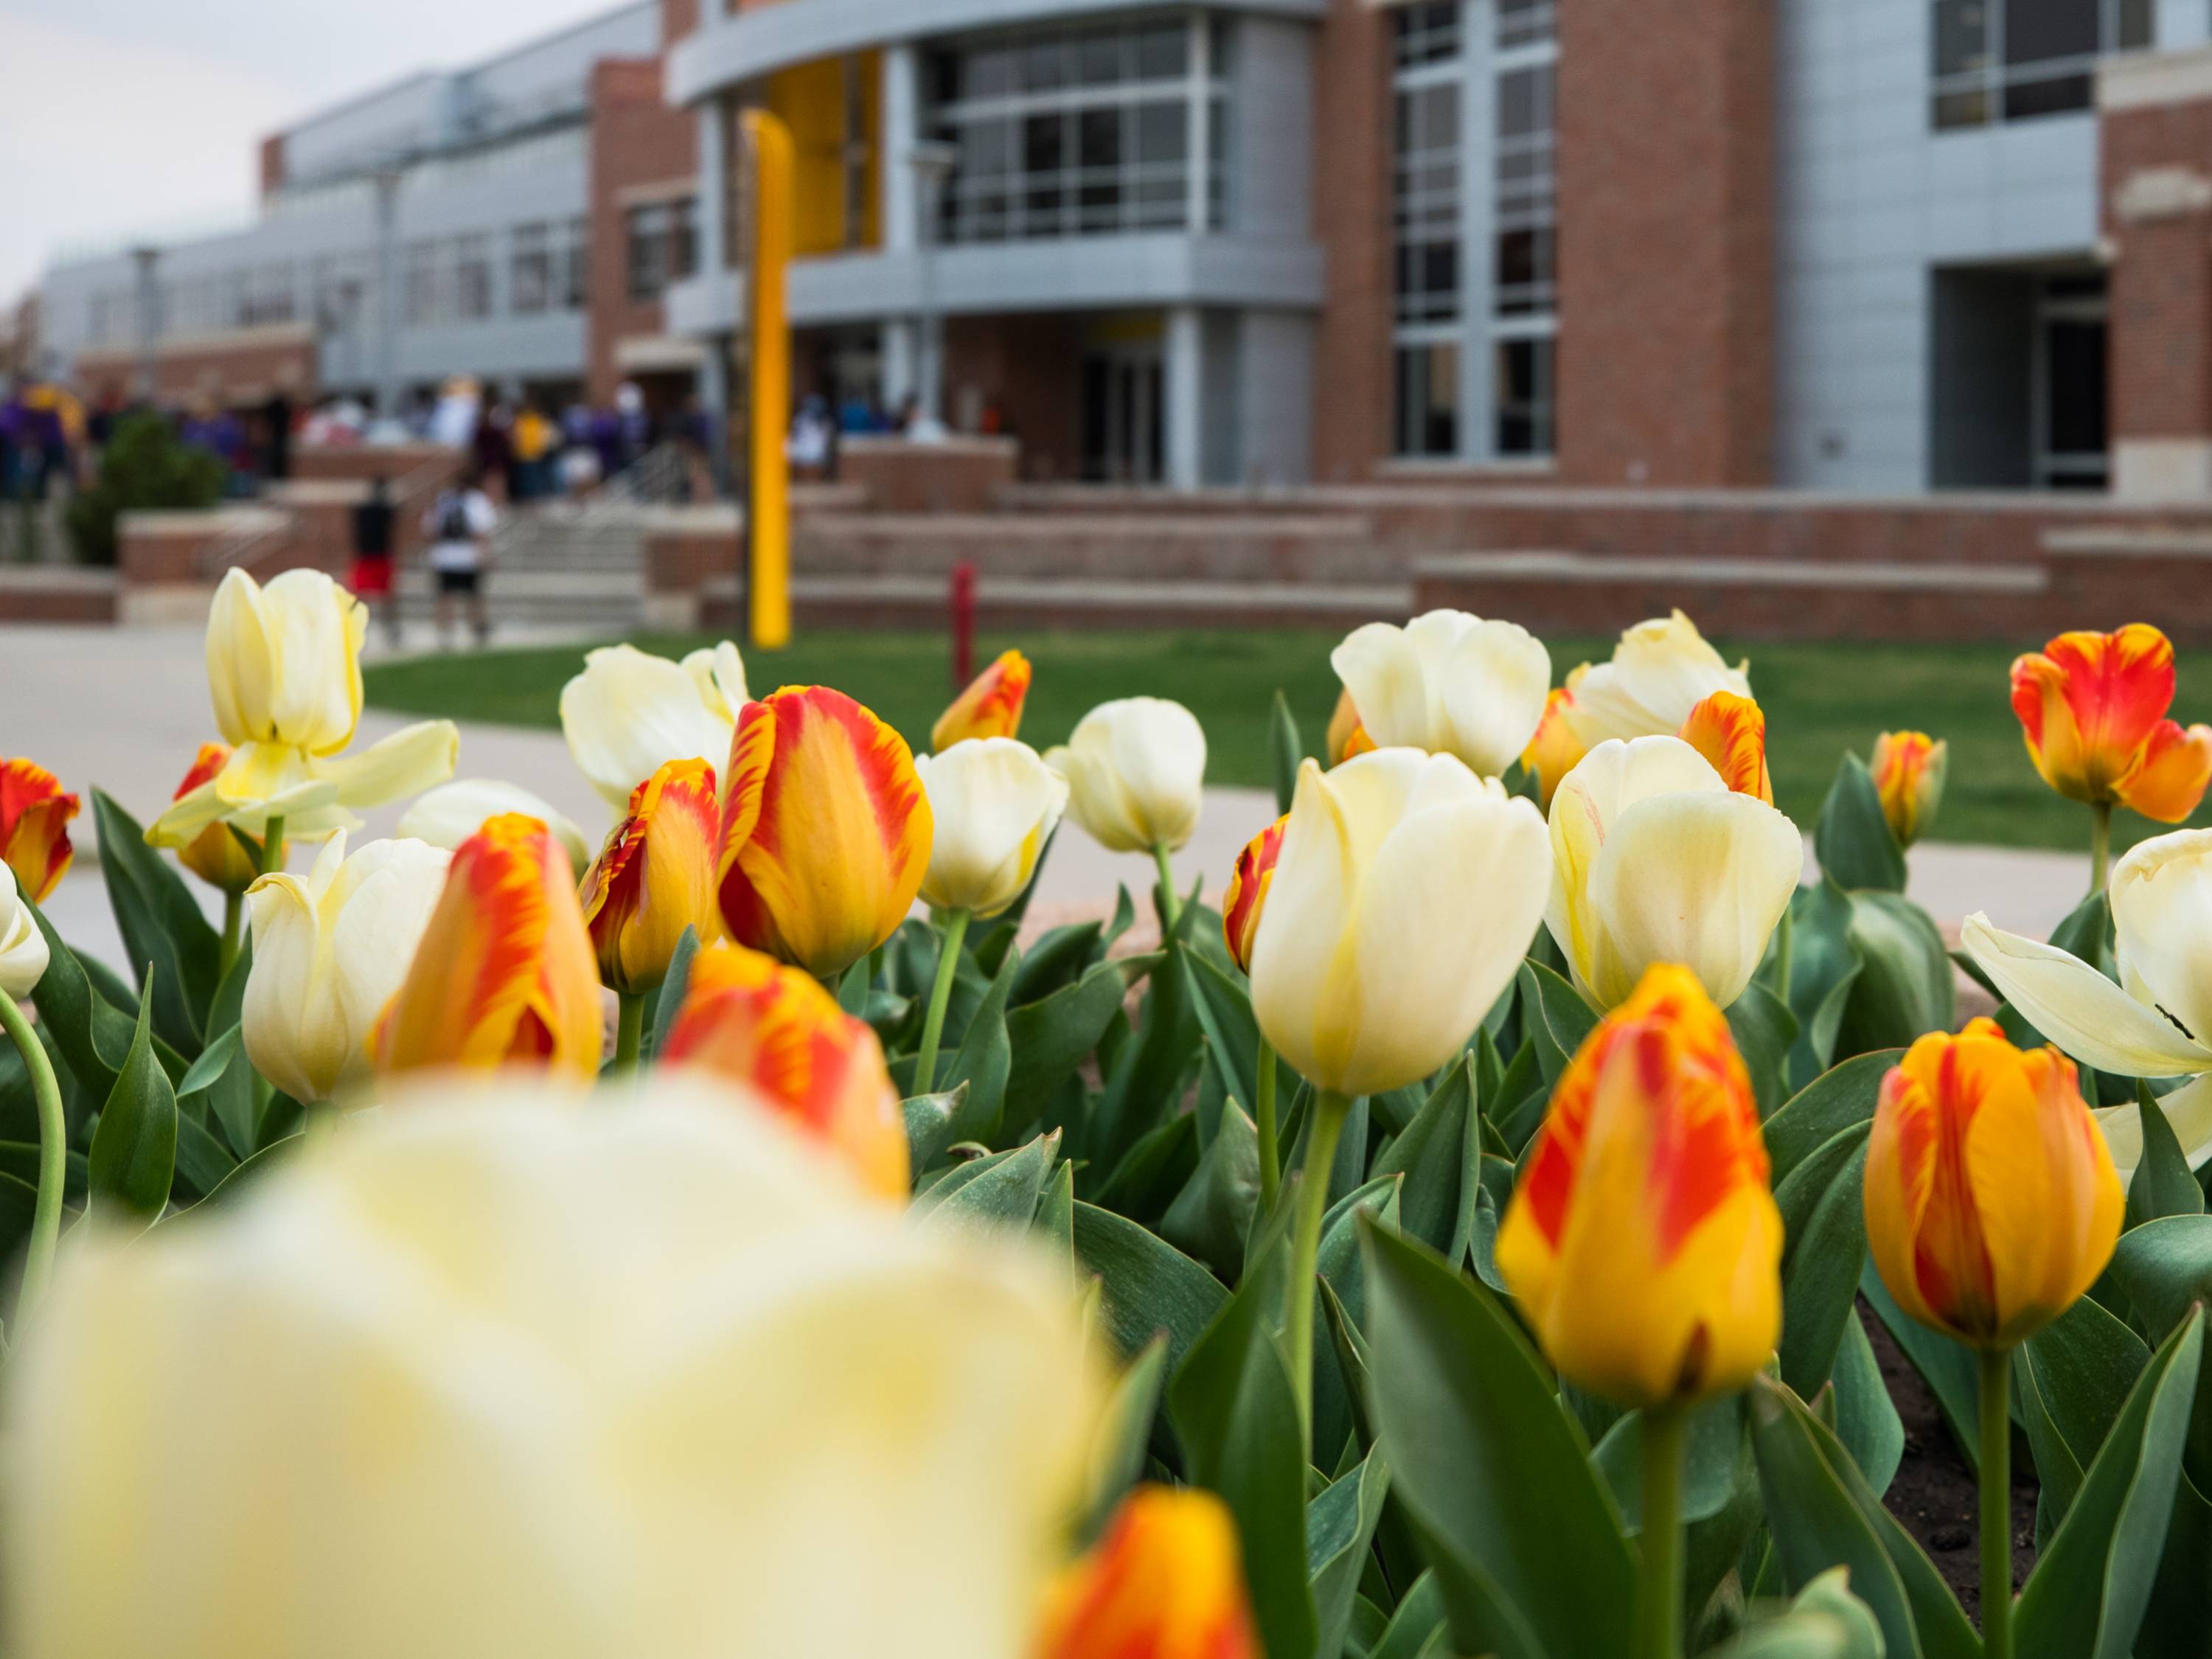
left=128, top=245, right=161, bottom=405
left=905, top=140, right=956, bottom=442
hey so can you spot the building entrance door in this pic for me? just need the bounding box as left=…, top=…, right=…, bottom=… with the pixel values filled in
left=1080, top=344, right=1164, bottom=484
left=2034, top=272, right=2109, bottom=491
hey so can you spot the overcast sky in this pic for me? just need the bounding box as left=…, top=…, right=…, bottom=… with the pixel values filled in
left=0, top=0, right=625, bottom=305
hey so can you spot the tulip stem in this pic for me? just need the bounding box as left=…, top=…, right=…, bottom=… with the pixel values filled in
left=1151, top=844, right=1180, bottom=936
left=260, top=814, right=286, bottom=878
left=615, top=992, right=646, bottom=1070
left=1773, top=897, right=1795, bottom=1006
left=916, top=907, right=972, bottom=1095
left=1253, top=1037, right=1281, bottom=1214
left=1287, top=1088, right=1350, bottom=1461
left=1634, top=1405, right=1688, bottom=1659
left=219, top=890, right=243, bottom=979
left=0, top=992, right=65, bottom=1318
left=1978, top=1349, right=2014, bottom=1659
left=2089, top=802, right=2112, bottom=900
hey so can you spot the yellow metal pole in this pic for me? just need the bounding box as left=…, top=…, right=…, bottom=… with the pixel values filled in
left=743, top=109, right=794, bottom=650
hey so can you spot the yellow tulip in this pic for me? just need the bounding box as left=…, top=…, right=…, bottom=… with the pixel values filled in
left=1521, top=675, right=1588, bottom=809
left=559, top=640, right=748, bottom=808
left=2011, top=624, right=2212, bottom=822
left=1032, top=1486, right=1260, bottom=1659
left=579, top=758, right=723, bottom=995
left=1045, top=698, right=1207, bottom=854
left=1561, top=610, right=1750, bottom=749
left=1863, top=1019, right=2121, bottom=1349
left=1221, top=814, right=1287, bottom=974
left=933, top=648, right=1032, bottom=750
left=1251, top=749, right=1550, bottom=1097
left=397, top=779, right=593, bottom=878
left=6, top=1082, right=1103, bottom=1659
left=0, top=866, right=49, bottom=1000
left=1329, top=608, right=1552, bottom=777
left=1869, top=731, right=1947, bottom=848
left=168, top=744, right=263, bottom=892
left=913, top=738, right=1068, bottom=919
left=1497, top=964, right=1783, bottom=1409
left=1545, top=735, right=1801, bottom=1010
left=0, top=757, right=78, bottom=904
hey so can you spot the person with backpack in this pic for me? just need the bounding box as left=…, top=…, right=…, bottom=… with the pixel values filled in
left=421, top=468, right=497, bottom=648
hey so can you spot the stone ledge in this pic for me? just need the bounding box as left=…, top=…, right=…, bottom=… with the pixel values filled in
left=1413, top=551, right=2049, bottom=594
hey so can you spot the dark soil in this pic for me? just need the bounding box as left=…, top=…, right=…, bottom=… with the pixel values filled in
left=1864, top=1295, right=2037, bottom=1621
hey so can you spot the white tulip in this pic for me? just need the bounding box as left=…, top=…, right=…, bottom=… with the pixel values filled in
left=0, top=866, right=48, bottom=999
left=1043, top=698, right=1207, bottom=854
left=560, top=641, right=748, bottom=808
left=1251, top=749, right=1551, bottom=1097
left=1546, top=735, right=1802, bottom=1011
left=242, top=833, right=450, bottom=1103
left=398, top=779, right=592, bottom=877
left=1964, top=827, right=2212, bottom=1185
left=150, top=568, right=457, bottom=846
left=1330, top=609, right=1551, bottom=777
left=1563, top=610, right=1752, bottom=748
left=914, top=740, right=1069, bottom=918
left=7, top=1080, right=1101, bottom=1659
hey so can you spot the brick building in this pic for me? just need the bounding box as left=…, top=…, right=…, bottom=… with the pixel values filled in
left=33, top=0, right=2212, bottom=500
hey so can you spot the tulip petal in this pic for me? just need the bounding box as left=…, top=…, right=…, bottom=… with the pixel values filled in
left=1248, top=759, right=1359, bottom=1090
left=0, top=866, right=51, bottom=998
left=1961, top=913, right=2212, bottom=1079
left=562, top=644, right=734, bottom=807
left=2118, top=720, right=2212, bottom=824
left=313, top=720, right=461, bottom=813
left=1439, top=618, right=1552, bottom=777
left=1330, top=622, right=1436, bottom=753
left=260, top=569, right=368, bottom=757
left=2109, top=829, right=2212, bottom=1054
left=1565, top=610, right=1750, bottom=747
left=1585, top=791, right=1801, bottom=1010
left=914, top=740, right=1067, bottom=918
left=2096, top=1071, right=2212, bottom=1186
left=683, top=641, right=750, bottom=724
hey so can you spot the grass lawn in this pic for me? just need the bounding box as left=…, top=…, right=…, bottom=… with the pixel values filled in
left=362, top=627, right=2212, bottom=855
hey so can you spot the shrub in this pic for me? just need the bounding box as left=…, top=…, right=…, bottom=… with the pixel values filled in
left=64, top=411, right=226, bottom=566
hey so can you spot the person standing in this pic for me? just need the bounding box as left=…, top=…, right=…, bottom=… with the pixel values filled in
left=349, top=476, right=402, bottom=648
left=420, top=469, right=498, bottom=648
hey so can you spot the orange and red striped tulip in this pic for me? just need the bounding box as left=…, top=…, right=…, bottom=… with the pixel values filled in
left=579, top=757, right=722, bottom=994
left=1864, top=1018, right=2122, bottom=1349
left=1522, top=676, right=1589, bottom=809
left=1222, top=815, right=1286, bottom=974
left=374, top=813, right=603, bottom=1079
left=1678, top=690, right=1773, bottom=804
left=0, top=758, right=78, bottom=904
left=1870, top=731, right=1947, bottom=847
left=933, top=648, right=1032, bottom=750
left=2010, top=624, right=2212, bottom=821
left=717, top=686, right=933, bottom=979
left=170, top=743, right=263, bottom=893
left=1032, top=1486, right=1259, bottom=1659
left=1496, top=964, right=1783, bottom=1408
left=661, top=940, right=908, bottom=1200
left=1325, top=687, right=1374, bottom=766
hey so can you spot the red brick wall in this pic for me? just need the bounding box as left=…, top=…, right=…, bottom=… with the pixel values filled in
left=259, top=135, right=285, bottom=198
left=1557, top=0, right=1774, bottom=486
left=944, top=314, right=1085, bottom=481
left=75, top=327, right=316, bottom=407
left=661, top=0, right=700, bottom=46
left=2103, top=97, right=2212, bottom=442
left=585, top=58, right=698, bottom=404
left=1309, top=0, right=1393, bottom=484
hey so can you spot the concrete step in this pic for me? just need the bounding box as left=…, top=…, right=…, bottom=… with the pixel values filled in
left=698, top=572, right=1410, bottom=632
left=791, top=511, right=1394, bottom=583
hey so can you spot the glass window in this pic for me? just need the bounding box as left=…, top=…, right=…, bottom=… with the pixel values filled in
left=1497, top=0, right=1556, bottom=49
left=511, top=223, right=550, bottom=314
left=1495, top=336, right=1555, bottom=456
left=1393, top=2, right=1462, bottom=68
left=1394, top=342, right=1460, bottom=457
left=1136, top=23, right=1188, bottom=80
left=1933, top=0, right=2141, bottom=129
left=561, top=216, right=590, bottom=309
left=404, top=240, right=439, bottom=326
left=627, top=204, right=670, bottom=302
left=1135, top=100, right=1186, bottom=164
left=454, top=235, right=491, bottom=319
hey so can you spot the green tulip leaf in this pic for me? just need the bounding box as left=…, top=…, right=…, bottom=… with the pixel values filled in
left=1006, top=953, right=1151, bottom=1128
left=1590, top=1396, right=1746, bottom=1534
left=2015, top=1307, right=2203, bottom=1659
left=1366, top=1573, right=1447, bottom=1659
left=1763, top=1050, right=1900, bottom=1186
left=90, top=787, right=222, bottom=1054
left=1082, top=1335, right=1166, bottom=1540
left=1159, top=1102, right=1260, bottom=1280
left=2136, top=1466, right=2212, bottom=1657
left=1360, top=1220, right=1635, bottom=1659
left=902, top=1080, right=980, bottom=1172
left=170, top=1109, right=237, bottom=1203
left=1861, top=1262, right=1982, bottom=1472
left=1090, top=1108, right=1200, bottom=1223
left=1727, top=981, right=1800, bottom=1120
left=916, top=1130, right=1060, bottom=1232
left=645, top=925, right=700, bottom=1057
left=1168, top=1239, right=1318, bottom=1659
left=1007, top=918, right=1104, bottom=1006
left=1269, top=689, right=1303, bottom=815
left=1703, top=1568, right=1888, bottom=1659
left=1831, top=1308, right=1905, bottom=1495
left=0, top=1170, right=43, bottom=1285
left=1781, top=880, right=1865, bottom=1091
left=1369, top=1054, right=1480, bottom=1265
left=1035, top=1157, right=1074, bottom=1267
left=1182, top=947, right=1271, bottom=1130
left=939, top=945, right=1016, bottom=1143
left=86, top=981, right=178, bottom=1228
left=1833, top=893, right=1955, bottom=1061
left=1773, top=1124, right=1870, bottom=1399
left=1748, top=1372, right=1980, bottom=1659
left=1073, top=1200, right=1228, bottom=1379
left=1309, top=1446, right=1392, bottom=1659
left=2104, top=1214, right=2212, bottom=1348
left=1517, top=961, right=1599, bottom=1091
left=1813, top=754, right=1907, bottom=895
left=20, top=894, right=186, bottom=1099
left=2126, top=1080, right=2204, bottom=1228
left=1092, top=933, right=1200, bottom=1169
left=2019, top=1294, right=2152, bottom=1528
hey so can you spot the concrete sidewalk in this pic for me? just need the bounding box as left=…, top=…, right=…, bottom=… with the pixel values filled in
left=5, top=622, right=2091, bottom=975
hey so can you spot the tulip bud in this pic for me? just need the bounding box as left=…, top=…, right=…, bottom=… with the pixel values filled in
left=0, top=757, right=79, bottom=905
left=397, top=779, right=593, bottom=877
left=205, top=567, right=365, bottom=757
left=1864, top=1019, right=2122, bottom=1349
left=913, top=738, right=1068, bottom=918
left=2011, top=624, right=2212, bottom=822
left=1222, top=815, right=1286, bottom=973
left=242, top=833, right=450, bottom=1103
left=375, top=814, right=605, bottom=1079
left=1545, top=735, right=1802, bottom=1011
left=1496, top=964, right=1783, bottom=1409
left=579, top=758, right=723, bottom=994
left=1033, top=1486, right=1260, bottom=1659
left=0, top=866, right=50, bottom=999
left=717, top=686, right=933, bottom=978
left=1521, top=673, right=1588, bottom=810
left=168, top=744, right=263, bottom=893
left=1045, top=698, right=1207, bottom=854
left=1330, top=609, right=1552, bottom=777
left=661, top=941, right=910, bottom=1200
left=560, top=640, right=748, bottom=807
left=1325, top=686, right=1372, bottom=766
left=1251, top=750, right=1550, bottom=1097
left=1869, top=731, right=1947, bottom=847
left=1677, top=690, right=1774, bottom=803
left=1563, top=610, right=1751, bottom=749
left=933, top=648, right=1032, bottom=750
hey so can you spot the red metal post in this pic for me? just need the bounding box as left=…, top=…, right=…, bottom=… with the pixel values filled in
left=950, top=560, right=976, bottom=689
